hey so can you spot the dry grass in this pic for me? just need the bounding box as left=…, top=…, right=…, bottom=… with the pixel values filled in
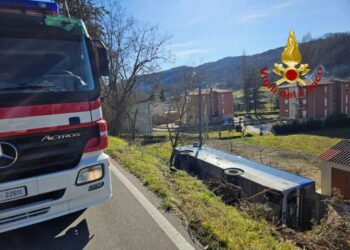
left=235, top=134, right=340, bottom=155
left=205, top=128, right=350, bottom=189
left=106, top=128, right=350, bottom=249
left=106, top=137, right=296, bottom=249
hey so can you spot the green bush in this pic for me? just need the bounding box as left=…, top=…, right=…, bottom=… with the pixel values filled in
left=324, top=114, right=350, bottom=128
left=141, top=135, right=167, bottom=145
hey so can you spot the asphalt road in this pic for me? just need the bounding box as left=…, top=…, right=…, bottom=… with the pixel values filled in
left=0, top=160, right=197, bottom=250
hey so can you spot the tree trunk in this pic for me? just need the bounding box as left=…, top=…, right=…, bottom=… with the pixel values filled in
left=168, top=123, right=182, bottom=166
left=107, top=105, right=125, bottom=136
left=254, top=105, right=258, bottom=118
left=169, top=150, right=176, bottom=167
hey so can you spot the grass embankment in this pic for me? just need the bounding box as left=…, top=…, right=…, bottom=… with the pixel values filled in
left=154, top=127, right=349, bottom=155
left=153, top=130, right=242, bottom=139
left=106, top=137, right=295, bottom=249
left=235, top=134, right=339, bottom=155
left=235, top=127, right=350, bottom=155
left=207, top=130, right=241, bottom=138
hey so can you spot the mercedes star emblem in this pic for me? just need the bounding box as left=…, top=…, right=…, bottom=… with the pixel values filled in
left=0, top=142, right=18, bottom=169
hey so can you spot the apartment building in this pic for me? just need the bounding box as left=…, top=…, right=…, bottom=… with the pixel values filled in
left=185, top=88, right=233, bottom=125
left=279, top=77, right=350, bottom=120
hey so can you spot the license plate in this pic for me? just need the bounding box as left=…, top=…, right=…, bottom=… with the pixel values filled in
left=0, top=187, right=27, bottom=203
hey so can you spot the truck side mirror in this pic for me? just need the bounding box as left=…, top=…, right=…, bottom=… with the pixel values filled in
left=93, top=40, right=109, bottom=77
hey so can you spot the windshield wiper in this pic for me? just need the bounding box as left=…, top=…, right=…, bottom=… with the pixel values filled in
left=44, top=71, right=88, bottom=87
left=0, top=83, right=62, bottom=92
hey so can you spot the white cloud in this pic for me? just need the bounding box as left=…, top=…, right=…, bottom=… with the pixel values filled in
left=186, top=14, right=211, bottom=25
left=175, top=48, right=209, bottom=58
left=170, top=39, right=202, bottom=49
left=169, top=38, right=210, bottom=62
left=238, top=1, right=301, bottom=24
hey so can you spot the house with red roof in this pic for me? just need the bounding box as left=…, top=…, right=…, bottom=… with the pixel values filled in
left=318, top=140, right=350, bottom=199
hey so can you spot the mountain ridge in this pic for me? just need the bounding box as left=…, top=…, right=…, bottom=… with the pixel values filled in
left=145, top=32, right=350, bottom=90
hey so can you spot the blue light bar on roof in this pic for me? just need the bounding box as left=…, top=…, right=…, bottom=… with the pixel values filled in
left=0, top=0, right=59, bottom=15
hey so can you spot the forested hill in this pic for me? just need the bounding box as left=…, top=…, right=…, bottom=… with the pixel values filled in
left=145, top=33, right=350, bottom=90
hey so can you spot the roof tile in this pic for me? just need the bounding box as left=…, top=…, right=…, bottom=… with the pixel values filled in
left=318, top=140, right=350, bottom=166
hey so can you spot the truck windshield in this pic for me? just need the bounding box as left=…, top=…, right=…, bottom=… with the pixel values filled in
left=0, top=37, right=95, bottom=94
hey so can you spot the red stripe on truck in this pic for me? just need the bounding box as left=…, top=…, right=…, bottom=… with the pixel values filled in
left=89, top=98, right=101, bottom=110
left=0, top=98, right=101, bottom=119
left=0, top=122, right=93, bottom=139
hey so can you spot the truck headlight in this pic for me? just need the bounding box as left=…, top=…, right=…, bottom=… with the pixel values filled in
left=76, top=164, right=104, bottom=185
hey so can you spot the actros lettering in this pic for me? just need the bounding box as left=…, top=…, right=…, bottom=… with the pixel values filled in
left=41, top=133, right=81, bottom=142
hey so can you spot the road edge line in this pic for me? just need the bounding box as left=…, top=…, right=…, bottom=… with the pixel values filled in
left=109, top=164, right=195, bottom=250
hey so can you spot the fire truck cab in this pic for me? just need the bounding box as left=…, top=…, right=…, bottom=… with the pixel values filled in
left=0, top=0, right=112, bottom=233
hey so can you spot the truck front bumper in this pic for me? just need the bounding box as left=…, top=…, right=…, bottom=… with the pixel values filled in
left=0, top=151, right=112, bottom=234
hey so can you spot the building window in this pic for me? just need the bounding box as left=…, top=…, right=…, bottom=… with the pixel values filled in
left=222, top=108, right=225, bottom=114
left=303, top=110, right=307, bottom=118
left=325, top=97, right=327, bottom=107
left=346, top=95, right=349, bottom=104
left=325, top=109, right=327, bottom=117
left=303, top=99, right=307, bottom=104
left=325, top=86, right=327, bottom=93
left=284, top=99, right=288, bottom=104
left=285, top=109, right=288, bottom=113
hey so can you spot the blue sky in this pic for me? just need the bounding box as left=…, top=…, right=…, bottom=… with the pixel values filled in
left=121, top=0, right=350, bottom=70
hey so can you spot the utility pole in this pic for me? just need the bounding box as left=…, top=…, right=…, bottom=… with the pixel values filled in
left=198, top=87, right=203, bottom=147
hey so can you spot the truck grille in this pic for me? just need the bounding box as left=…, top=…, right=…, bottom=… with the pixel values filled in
left=0, top=207, right=50, bottom=226
left=0, top=126, right=96, bottom=183
left=0, top=189, right=65, bottom=211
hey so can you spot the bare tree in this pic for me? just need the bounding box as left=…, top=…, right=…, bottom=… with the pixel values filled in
left=101, top=3, right=171, bottom=135
left=241, top=122, right=248, bottom=138
left=166, top=71, right=197, bottom=166
left=126, top=104, right=139, bottom=141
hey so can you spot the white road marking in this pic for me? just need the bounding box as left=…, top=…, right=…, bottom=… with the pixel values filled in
left=109, top=164, right=195, bottom=250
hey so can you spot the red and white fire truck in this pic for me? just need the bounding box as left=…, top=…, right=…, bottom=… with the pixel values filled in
left=0, top=0, right=112, bottom=233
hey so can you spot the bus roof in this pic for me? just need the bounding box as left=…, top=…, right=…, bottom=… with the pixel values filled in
left=176, top=145, right=315, bottom=192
